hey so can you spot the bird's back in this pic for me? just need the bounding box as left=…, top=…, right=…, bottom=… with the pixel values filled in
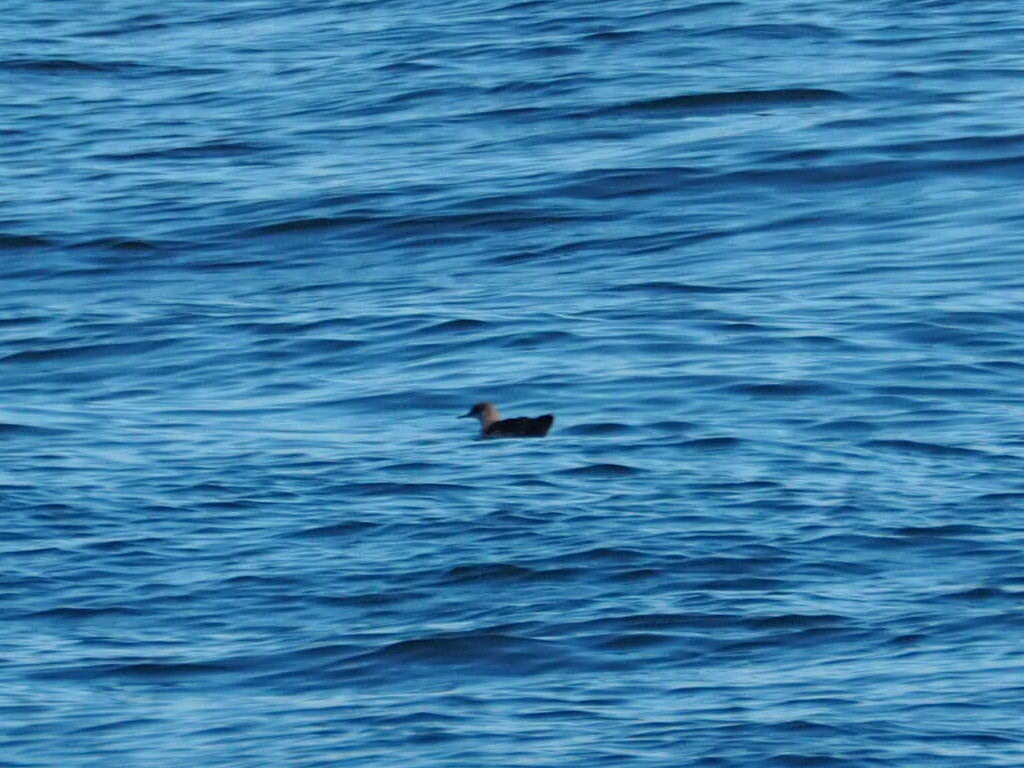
left=484, top=413, right=554, bottom=438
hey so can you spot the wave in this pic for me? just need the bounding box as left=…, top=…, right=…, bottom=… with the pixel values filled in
left=289, top=520, right=379, bottom=538
left=585, top=87, right=848, bottom=117
left=0, top=422, right=68, bottom=436
left=558, top=463, right=639, bottom=476
left=609, top=280, right=739, bottom=295
left=99, top=141, right=269, bottom=161
left=1, top=58, right=118, bottom=73
left=864, top=439, right=985, bottom=457
left=2, top=341, right=168, bottom=364
left=562, top=422, right=634, bottom=436
left=342, top=632, right=569, bottom=676
left=0, top=233, right=51, bottom=249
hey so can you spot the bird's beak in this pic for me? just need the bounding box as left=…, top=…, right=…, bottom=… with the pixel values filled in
left=458, top=410, right=473, bottom=419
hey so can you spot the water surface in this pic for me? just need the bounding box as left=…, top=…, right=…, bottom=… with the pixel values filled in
left=4, top=1, right=1024, bottom=765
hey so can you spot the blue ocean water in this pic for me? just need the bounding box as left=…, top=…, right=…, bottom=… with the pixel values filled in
left=4, top=0, right=1024, bottom=765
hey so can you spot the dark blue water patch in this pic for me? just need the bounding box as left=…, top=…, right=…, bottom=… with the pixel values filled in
left=340, top=481, right=470, bottom=498
left=1, top=57, right=222, bottom=80
left=1, top=340, right=171, bottom=365
left=243, top=206, right=601, bottom=247
left=884, top=132, right=1024, bottom=159
left=649, top=420, right=698, bottom=433
left=0, top=422, right=69, bottom=436
left=187, top=259, right=277, bottom=274
left=582, top=88, right=849, bottom=118
left=746, top=613, right=850, bottom=631
left=887, top=632, right=929, bottom=648
left=440, top=562, right=539, bottom=583
left=0, top=233, right=52, bottom=249
left=0, top=314, right=49, bottom=329
left=636, top=2, right=743, bottom=19
left=863, top=439, right=987, bottom=458
left=81, top=536, right=168, bottom=553
left=892, top=524, right=989, bottom=539
left=720, top=160, right=925, bottom=190
left=615, top=567, right=665, bottom=582
left=976, top=492, right=1024, bottom=502
left=551, top=166, right=705, bottom=200
left=67, top=11, right=171, bottom=37
left=287, top=337, right=365, bottom=355
left=558, top=463, right=639, bottom=477
left=592, top=631, right=690, bottom=653
left=337, top=631, right=573, bottom=678
left=791, top=334, right=852, bottom=348
left=582, top=29, right=645, bottom=44
left=414, top=318, right=491, bottom=335
left=498, top=329, right=576, bottom=348
left=98, top=141, right=271, bottom=161
left=809, top=419, right=878, bottom=435
left=25, top=606, right=141, bottom=620
left=243, top=214, right=378, bottom=237
left=288, top=520, right=379, bottom=538
left=563, top=422, right=636, bottom=436
left=674, top=436, right=743, bottom=450
left=608, top=281, right=740, bottom=295
left=0, top=58, right=121, bottom=73
left=710, top=23, right=841, bottom=40
left=69, top=237, right=170, bottom=257
left=937, top=586, right=1020, bottom=603
left=765, top=753, right=863, bottom=767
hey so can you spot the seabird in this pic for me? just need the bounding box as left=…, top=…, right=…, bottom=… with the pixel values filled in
left=459, top=402, right=554, bottom=438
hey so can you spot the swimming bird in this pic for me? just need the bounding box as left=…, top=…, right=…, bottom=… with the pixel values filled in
left=459, top=402, right=554, bottom=438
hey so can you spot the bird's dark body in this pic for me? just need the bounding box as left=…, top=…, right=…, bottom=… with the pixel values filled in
left=484, top=414, right=554, bottom=438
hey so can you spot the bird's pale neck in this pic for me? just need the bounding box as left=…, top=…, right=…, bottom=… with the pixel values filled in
left=476, top=403, right=500, bottom=428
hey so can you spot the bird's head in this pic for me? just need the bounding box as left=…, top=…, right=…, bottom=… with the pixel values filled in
left=459, top=401, right=499, bottom=425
